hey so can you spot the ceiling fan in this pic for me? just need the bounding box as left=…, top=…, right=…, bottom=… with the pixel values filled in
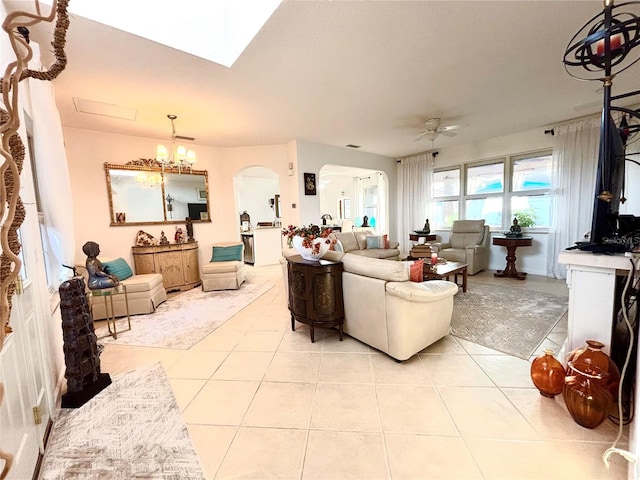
left=415, top=118, right=460, bottom=142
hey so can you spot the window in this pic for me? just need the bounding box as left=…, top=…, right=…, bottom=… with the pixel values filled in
left=465, top=161, right=504, bottom=228
left=509, top=152, right=552, bottom=228
left=430, top=150, right=552, bottom=231
left=432, top=168, right=460, bottom=227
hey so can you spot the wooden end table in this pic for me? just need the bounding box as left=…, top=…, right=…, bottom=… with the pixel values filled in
left=409, top=233, right=437, bottom=242
left=492, top=235, right=533, bottom=280
left=423, top=261, right=468, bottom=292
left=286, top=256, right=345, bottom=342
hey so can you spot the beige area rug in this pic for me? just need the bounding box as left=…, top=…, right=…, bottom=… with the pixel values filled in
left=95, top=282, right=273, bottom=349
left=40, top=364, right=205, bottom=479
left=450, top=283, right=568, bottom=359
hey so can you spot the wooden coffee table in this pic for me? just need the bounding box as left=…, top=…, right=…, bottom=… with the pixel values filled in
left=423, top=261, right=468, bottom=292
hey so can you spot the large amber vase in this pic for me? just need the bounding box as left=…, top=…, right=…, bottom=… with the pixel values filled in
left=563, top=361, right=613, bottom=429
left=530, top=349, right=565, bottom=398
left=567, top=340, right=620, bottom=401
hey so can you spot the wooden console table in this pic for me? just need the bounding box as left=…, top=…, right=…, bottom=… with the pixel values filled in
left=492, top=235, right=532, bottom=280
left=286, top=256, right=344, bottom=342
left=132, top=241, right=201, bottom=292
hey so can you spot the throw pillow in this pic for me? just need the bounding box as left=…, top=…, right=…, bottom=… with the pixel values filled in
left=211, top=244, right=243, bottom=262
left=365, top=235, right=386, bottom=249
left=102, top=257, right=133, bottom=281
left=409, top=259, right=424, bottom=282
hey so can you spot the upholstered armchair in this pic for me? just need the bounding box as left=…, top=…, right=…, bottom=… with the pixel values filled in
left=435, top=219, right=491, bottom=275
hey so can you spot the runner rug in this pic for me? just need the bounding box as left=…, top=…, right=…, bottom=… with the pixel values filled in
left=450, top=283, right=567, bottom=359
left=39, top=364, right=204, bottom=479
left=94, top=281, right=273, bottom=350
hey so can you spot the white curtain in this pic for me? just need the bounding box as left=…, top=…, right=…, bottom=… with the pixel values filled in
left=546, top=117, right=601, bottom=279
left=397, top=153, right=433, bottom=257
left=28, top=61, right=76, bottom=285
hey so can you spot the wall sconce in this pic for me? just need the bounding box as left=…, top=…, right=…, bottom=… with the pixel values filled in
left=287, top=162, right=294, bottom=176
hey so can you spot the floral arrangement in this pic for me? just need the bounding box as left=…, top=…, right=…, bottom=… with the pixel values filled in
left=282, top=224, right=333, bottom=253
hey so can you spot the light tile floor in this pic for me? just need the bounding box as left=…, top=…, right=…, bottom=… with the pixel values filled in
left=99, top=265, right=631, bottom=480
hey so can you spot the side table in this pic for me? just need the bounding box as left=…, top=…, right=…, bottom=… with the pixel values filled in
left=409, top=233, right=436, bottom=242
left=88, top=284, right=131, bottom=339
left=492, top=235, right=533, bottom=280
left=286, top=256, right=344, bottom=342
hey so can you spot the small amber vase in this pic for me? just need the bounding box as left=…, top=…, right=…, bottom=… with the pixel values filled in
left=530, top=349, right=565, bottom=398
left=563, top=361, right=613, bottom=429
left=567, top=340, right=620, bottom=401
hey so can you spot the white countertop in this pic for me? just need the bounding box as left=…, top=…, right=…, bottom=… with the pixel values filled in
left=558, top=249, right=635, bottom=271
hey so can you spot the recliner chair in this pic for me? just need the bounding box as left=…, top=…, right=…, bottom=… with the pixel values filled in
left=435, top=219, right=491, bottom=275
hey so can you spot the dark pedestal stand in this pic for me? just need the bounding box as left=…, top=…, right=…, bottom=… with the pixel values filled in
left=60, top=277, right=111, bottom=408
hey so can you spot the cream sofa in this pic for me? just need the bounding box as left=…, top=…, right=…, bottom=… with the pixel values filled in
left=76, top=260, right=167, bottom=320
left=434, top=219, right=491, bottom=275
left=282, top=250, right=458, bottom=361
left=331, top=228, right=400, bottom=260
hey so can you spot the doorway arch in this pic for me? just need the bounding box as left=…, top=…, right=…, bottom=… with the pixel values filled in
left=233, top=165, right=281, bottom=229
left=319, top=165, right=389, bottom=233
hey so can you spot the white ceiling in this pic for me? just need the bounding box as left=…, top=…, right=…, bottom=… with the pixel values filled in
left=6, top=0, right=638, bottom=158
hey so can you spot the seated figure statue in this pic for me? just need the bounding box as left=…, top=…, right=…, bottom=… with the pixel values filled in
left=509, top=217, right=522, bottom=236
left=82, top=241, right=119, bottom=290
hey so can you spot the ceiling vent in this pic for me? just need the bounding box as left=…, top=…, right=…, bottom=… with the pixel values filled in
left=175, top=135, right=196, bottom=141
left=346, top=144, right=361, bottom=149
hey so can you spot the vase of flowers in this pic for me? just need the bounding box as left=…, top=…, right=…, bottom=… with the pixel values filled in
left=282, top=224, right=333, bottom=261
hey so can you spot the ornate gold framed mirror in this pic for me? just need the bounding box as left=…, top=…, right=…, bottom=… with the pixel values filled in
left=105, top=159, right=211, bottom=226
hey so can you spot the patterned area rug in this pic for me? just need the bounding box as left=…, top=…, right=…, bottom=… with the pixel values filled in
left=450, top=284, right=567, bottom=359
left=95, top=282, right=273, bottom=349
left=40, top=364, right=205, bottom=479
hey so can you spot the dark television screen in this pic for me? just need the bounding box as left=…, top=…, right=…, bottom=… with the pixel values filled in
left=188, top=203, right=208, bottom=220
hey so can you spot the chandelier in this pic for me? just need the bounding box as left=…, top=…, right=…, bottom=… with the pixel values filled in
left=155, top=114, right=196, bottom=173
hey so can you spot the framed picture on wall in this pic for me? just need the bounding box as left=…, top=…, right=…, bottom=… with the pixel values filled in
left=304, top=173, right=316, bottom=196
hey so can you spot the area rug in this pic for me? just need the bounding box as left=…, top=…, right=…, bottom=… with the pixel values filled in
left=39, top=364, right=205, bottom=479
left=450, top=283, right=567, bottom=359
left=95, top=282, right=273, bottom=349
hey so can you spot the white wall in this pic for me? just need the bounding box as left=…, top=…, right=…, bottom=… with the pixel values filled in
left=433, top=128, right=555, bottom=276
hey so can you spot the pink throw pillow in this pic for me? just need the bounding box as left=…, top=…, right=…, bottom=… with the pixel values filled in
left=409, top=259, right=423, bottom=282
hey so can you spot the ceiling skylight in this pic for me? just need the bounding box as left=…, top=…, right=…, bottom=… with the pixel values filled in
left=65, top=0, right=282, bottom=68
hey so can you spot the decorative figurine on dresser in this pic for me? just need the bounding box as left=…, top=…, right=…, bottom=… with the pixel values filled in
left=159, top=231, right=170, bottom=245
left=185, top=217, right=195, bottom=242
left=423, top=219, right=430, bottom=234
left=174, top=227, right=186, bottom=244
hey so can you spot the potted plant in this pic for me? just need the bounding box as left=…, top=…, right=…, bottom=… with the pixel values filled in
left=282, top=224, right=333, bottom=260
left=513, top=209, right=538, bottom=228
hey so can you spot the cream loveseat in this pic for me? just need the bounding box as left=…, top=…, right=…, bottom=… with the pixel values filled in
left=330, top=228, right=400, bottom=260
left=76, top=258, right=167, bottom=320
left=282, top=250, right=458, bottom=361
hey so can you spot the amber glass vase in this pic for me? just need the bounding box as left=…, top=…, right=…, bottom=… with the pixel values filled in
left=530, top=349, right=565, bottom=398
left=563, top=361, right=613, bottom=429
left=567, top=340, right=620, bottom=401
